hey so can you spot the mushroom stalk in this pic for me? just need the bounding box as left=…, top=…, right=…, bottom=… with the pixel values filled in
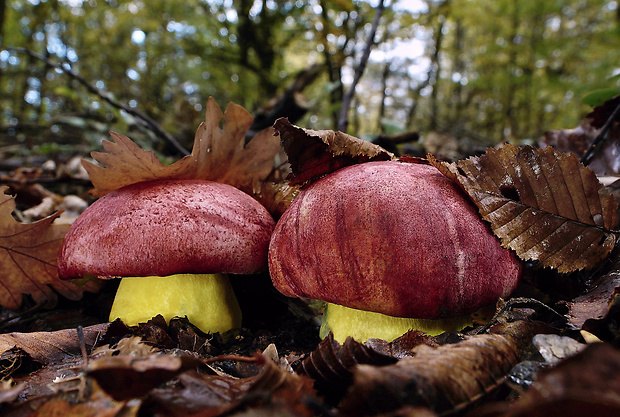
left=320, top=303, right=473, bottom=343
left=109, top=273, right=241, bottom=333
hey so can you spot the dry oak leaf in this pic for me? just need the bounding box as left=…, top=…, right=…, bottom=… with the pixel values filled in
left=0, top=187, right=99, bottom=309
left=83, top=97, right=280, bottom=197
left=273, top=118, right=394, bottom=185
left=430, top=144, right=619, bottom=273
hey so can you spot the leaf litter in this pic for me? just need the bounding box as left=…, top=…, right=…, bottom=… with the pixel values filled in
left=0, top=187, right=100, bottom=310
left=2, top=100, right=620, bottom=416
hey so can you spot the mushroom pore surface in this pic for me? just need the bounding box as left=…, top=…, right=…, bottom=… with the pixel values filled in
left=268, top=161, right=522, bottom=319
left=58, top=179, right=275, bottom=279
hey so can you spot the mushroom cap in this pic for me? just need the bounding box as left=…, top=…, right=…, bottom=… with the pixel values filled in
left=268, top=161, right=522, bottom=319
left=58, top=179, right=275, bottom=279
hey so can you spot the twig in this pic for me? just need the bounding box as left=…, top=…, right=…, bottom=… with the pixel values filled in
left=337, top=0, right=386, bottom=132
left=581, top=98, right=620, bottom=166
left=471, top=297, right=568, bottom=335
left=5, top=46, right=189, bottom=156
left=77, top=326, right=89, bottom=367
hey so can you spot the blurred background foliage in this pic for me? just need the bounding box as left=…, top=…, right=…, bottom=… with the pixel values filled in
left=0, top=0, right=619, bottom=163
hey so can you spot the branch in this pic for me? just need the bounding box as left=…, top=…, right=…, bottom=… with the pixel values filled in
left=6, top=47, right=189, bottom=156
left=337, top=0, right=386, bottom=132
left=581, top=98, right=620, bottom=166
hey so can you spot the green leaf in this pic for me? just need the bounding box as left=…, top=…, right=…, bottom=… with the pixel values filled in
left=582, top=89, right=620, bottom=107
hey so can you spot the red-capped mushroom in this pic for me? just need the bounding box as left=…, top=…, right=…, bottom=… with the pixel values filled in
left=58, top=179, right=275, bottom=333
left=268, top=161, right=522, bottom=342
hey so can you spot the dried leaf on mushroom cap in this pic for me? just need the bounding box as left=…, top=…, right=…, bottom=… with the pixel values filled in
left=273, top=118, right=395, bottom=186
left=83, top=97, right=281, bottom=197
left=430, top=144, right=618, bottom=273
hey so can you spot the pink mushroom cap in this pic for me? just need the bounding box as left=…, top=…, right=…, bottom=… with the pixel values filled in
left=58, top=179, right=275, bottom=279
left=268, top=161, right=522, bottom=319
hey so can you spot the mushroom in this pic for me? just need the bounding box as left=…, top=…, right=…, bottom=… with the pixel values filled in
left=58, top=178, right=275, bottom=333
left=268, top=161, right=522, bottom=342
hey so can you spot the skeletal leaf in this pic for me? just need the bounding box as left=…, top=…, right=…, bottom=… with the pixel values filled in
left=430, top=144, right=618, bottom=273
left=83, top=97, right=280, bottom=196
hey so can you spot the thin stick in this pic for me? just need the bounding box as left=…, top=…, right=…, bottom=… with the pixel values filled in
left=77, top=326, right=89, bottom=367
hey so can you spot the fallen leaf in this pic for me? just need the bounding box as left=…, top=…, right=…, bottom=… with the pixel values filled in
left=144, top=369, right=254, bottom=416
left=430, top=144, right=618, bottom=273
left=0, top=323, right=108, bottom=365
left=474, top=342, right=620, bottom=417
left=26, top=379, right=136, bottom=417
left=339, top=334, right=521, bottom=416
left=145, top=354, right=317, bottom=417
left=273, top=118, right=394, bottom=185
left=296, top=333, right=398, bottom=403
left=566, top=261, right=620, bottom=328
left=0, top=187, right=100, bottom=309
left=83, top=97, right=280, bottom=197
left=544, top=95, right=620, bottom=176
left=544, top=123, right=620, bottom=177
left=87, top=352, right=204, bottom=401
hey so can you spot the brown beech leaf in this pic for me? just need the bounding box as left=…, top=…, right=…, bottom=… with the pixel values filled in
left=475, top=342, right=620, bottom=417
left=430, top=144, right=619, bottom=273
left=83, top=97, right=280, bottom=197
left=339, top=334, right=521, bottom=416
left=273, top=118, right=394, bottom=185
left=0, top=187, right=99, bottom=309
left=296, top=333, right=398, bottom=403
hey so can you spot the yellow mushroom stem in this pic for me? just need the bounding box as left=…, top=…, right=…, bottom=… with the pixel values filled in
left=109, top=273, right=242, bottom=333
left=320, top=303, right=473, bottom=343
